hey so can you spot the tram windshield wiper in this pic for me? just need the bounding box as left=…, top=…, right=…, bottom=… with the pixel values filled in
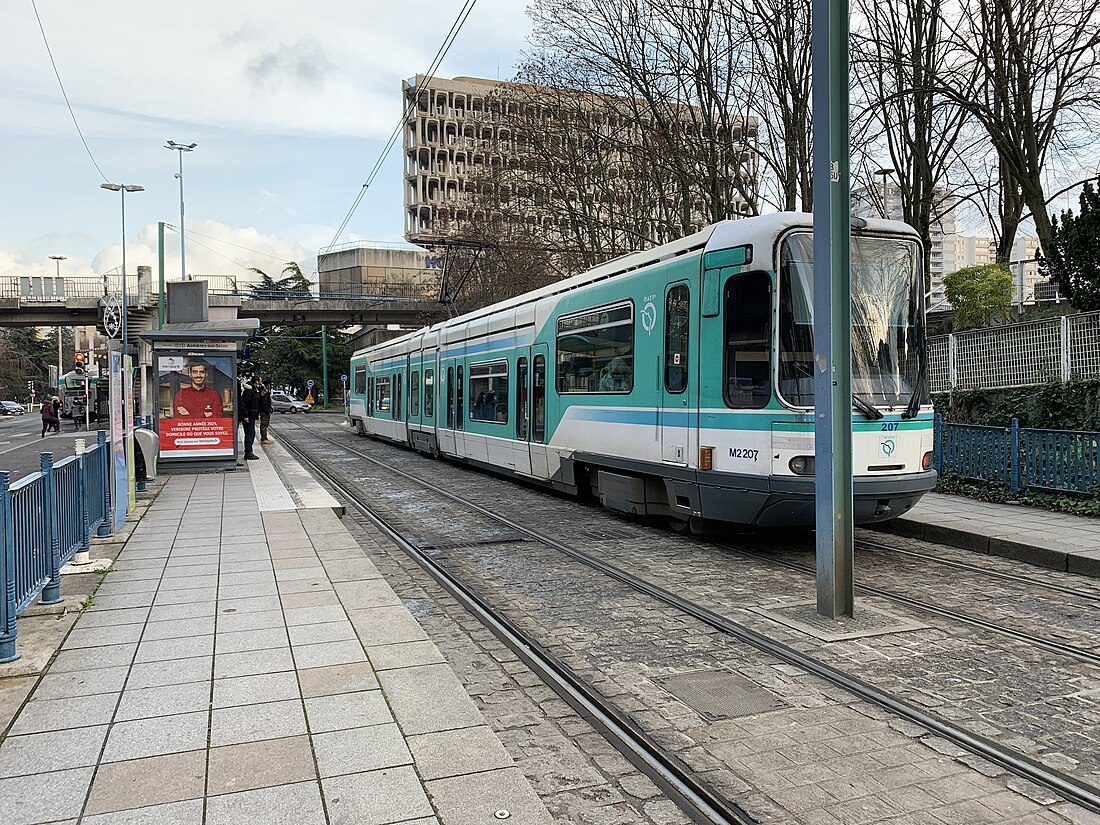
left=852, top=393, right=884, bottom=420
left=901, top=361, right=926, bottom=419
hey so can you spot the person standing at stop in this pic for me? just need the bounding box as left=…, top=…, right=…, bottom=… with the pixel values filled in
left=238, top=377, right=260, bottom=461
left=256, top=378, right=273, bottom=445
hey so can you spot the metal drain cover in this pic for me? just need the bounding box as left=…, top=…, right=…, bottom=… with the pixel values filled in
left=750, top=599, right=927, bottom=642
left=656, top=670, right=787, bottom=721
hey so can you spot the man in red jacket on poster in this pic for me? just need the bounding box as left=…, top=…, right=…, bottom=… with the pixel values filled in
left=173, top=359, right=223, bottom=419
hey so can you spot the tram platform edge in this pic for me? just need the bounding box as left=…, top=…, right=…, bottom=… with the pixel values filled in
left=871, top=492, right=1100, bottom=578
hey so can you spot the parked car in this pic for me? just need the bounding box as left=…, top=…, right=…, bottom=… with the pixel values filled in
left=270, top=392, right=310, bottom=414
left=0, top=401, right=25, bottom=415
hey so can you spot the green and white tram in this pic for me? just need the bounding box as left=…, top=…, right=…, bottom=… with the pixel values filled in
left=348, top=213, right=935, bottom=529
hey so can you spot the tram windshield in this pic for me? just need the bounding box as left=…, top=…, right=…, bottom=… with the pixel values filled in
left=777, top=232, right=926, bottom=409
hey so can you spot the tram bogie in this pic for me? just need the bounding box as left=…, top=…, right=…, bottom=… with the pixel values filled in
left=346, top=213, right=936, bottom=528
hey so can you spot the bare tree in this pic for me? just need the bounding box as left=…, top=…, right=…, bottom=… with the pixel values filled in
left=937, top=0, right=1100, bottom=259
left=738, top=0, right=814, bottom=211
left=447, top=0, right=760, bottom=287
left=851, top=0, right=971, bottom=282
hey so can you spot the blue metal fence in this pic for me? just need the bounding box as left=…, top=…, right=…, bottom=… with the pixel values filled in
left=935, top=414, right=1100, bottom=495
left=0, top=430, right=113, bottom=663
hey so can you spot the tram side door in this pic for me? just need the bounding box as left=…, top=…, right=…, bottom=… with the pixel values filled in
left=660, top=282, right=692, bottom=465
left=513, top=348, right=532, bottom=475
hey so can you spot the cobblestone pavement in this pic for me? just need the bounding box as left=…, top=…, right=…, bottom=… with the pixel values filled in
left=278, top=418, right=1100, bottom=825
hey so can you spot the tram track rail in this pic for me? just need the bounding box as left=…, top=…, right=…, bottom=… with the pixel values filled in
left=718, top=541, right=1100, bottom=667
left=277, top=420, right=1100, bottom=817
left=279, top=430, right=754, bottom=825
left=855, top=535, right=1100, bottom=604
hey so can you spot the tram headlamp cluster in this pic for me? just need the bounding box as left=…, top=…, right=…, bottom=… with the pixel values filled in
left=789, top=455, right=815, bottom=475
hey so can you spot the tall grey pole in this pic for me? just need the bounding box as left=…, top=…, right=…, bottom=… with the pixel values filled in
left=812, top=0, right=854, bottom=618
left=177, top=149, right=186, bottom=281
left=120, top=187, right=128, bottom=374
left=166, top=142, right=196, bottom=281
left=50, top=255, right=65, bottom=386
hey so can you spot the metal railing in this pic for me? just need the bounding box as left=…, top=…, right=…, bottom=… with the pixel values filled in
left=935, top=414, right=1100, bottom=495
left=929, top=310, right=1100, bottom=393
left=0, top=274, right=442, bottom=307
left=0, top=431, right=113, bottom=663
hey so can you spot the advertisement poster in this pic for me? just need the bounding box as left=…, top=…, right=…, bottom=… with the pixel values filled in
left=157, top=353, right=236, bottom=458
left=109, top=350, right=127, bottom=532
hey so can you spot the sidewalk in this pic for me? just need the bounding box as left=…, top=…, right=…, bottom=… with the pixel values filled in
left=0, top=466, right=551, bottom=824
left=874, top=492, right=1100, bottom=576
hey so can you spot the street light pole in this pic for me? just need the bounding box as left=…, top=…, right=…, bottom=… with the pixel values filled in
left=165, top=141, right=197, bottom=281
left=49, top=255, right=66, bottom=387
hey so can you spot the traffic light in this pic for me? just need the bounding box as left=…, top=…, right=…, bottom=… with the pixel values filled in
left=74, top=353, right=86, bottom=374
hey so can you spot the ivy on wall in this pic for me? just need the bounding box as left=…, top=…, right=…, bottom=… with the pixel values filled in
left=933, top=380, right=1100, bottom=430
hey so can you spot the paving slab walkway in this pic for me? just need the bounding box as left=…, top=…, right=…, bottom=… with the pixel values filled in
left=0, top=471, right=551, bottom=825
left=874, top=491, right=1100, bottom=576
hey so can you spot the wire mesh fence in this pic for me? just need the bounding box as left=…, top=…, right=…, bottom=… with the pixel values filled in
left=929, top=310, right=1100, bottom=393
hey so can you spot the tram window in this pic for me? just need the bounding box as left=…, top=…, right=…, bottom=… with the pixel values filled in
left=424, top=369, right=434, bottom=418
left=469, top=361, right=508, bottom=423
left=446, top=367, right=454, bottom=428
left=665, top=285, right=689, bottom=393
left=556, top=302, right=633, bottom=393
left=456, top=366, right=464, bottom=430
left=411, top=370, right=420, bottom=417
left=354, top=366, right=366, bottom=395
left=376, top=375, right=391, bottom=413
left=516, top=357, right=529, bottom=440
left=394, top=373, right=402, bottom=420
left=533, top=355, right=546, bottom=443
left=723, top=271, right=772, bottom=409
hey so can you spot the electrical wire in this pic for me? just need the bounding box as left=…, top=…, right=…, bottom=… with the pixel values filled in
left=166, top=224, right=414, bottom=261
left=326, top=0, right=480, bottom=250
left=171, top=233, right=275, bottom=274
left=163, top=224, right=296, bottom=264
left=29, top=0, right=109, bottom=183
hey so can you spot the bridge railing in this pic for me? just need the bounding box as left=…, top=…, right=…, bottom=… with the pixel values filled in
left=1, top=275, right=441, bottom=306
left=935, top=414, right=1100, bottom=495
left=0, top=431, right=113, bottom=663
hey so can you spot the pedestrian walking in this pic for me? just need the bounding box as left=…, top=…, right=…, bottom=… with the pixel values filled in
left=238, top=378, right=260, bottom=461
left=40, top=398, right=59, bottom=438
left=257, top=379, right=273, bottom=445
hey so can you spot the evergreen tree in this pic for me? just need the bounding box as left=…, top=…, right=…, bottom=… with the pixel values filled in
left=243, top=263, right=350, bottom=402
left=1040, top=181, right=1100, bottom=312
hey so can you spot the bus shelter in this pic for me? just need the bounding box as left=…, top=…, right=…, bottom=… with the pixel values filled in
left=139, top=322, right=258, bottom=470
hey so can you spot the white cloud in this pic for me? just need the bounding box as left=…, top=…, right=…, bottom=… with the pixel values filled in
left=3, top=219, right=313, bottom=283
left=3, top=0, right=532, bottom=139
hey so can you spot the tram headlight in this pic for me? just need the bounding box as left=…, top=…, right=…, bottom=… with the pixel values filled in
left=789, top=455, right=815, bottom=475
left=922, top=451, right=934, bottom=471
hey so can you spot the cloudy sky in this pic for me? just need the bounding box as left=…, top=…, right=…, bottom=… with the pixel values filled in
left=1, top=0, right=532, bottom=283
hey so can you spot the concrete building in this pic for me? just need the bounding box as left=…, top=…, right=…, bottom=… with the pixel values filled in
left=317, top=244, right=441, bottom=298
left=401, top=74, right=758, bottom=248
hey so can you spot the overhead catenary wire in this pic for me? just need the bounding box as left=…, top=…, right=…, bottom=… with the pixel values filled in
left=163, top=224, right=298, bottom=266
left=29, top=0, right=109, bottom=183
left=326, top=0, right=480, bottom=250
